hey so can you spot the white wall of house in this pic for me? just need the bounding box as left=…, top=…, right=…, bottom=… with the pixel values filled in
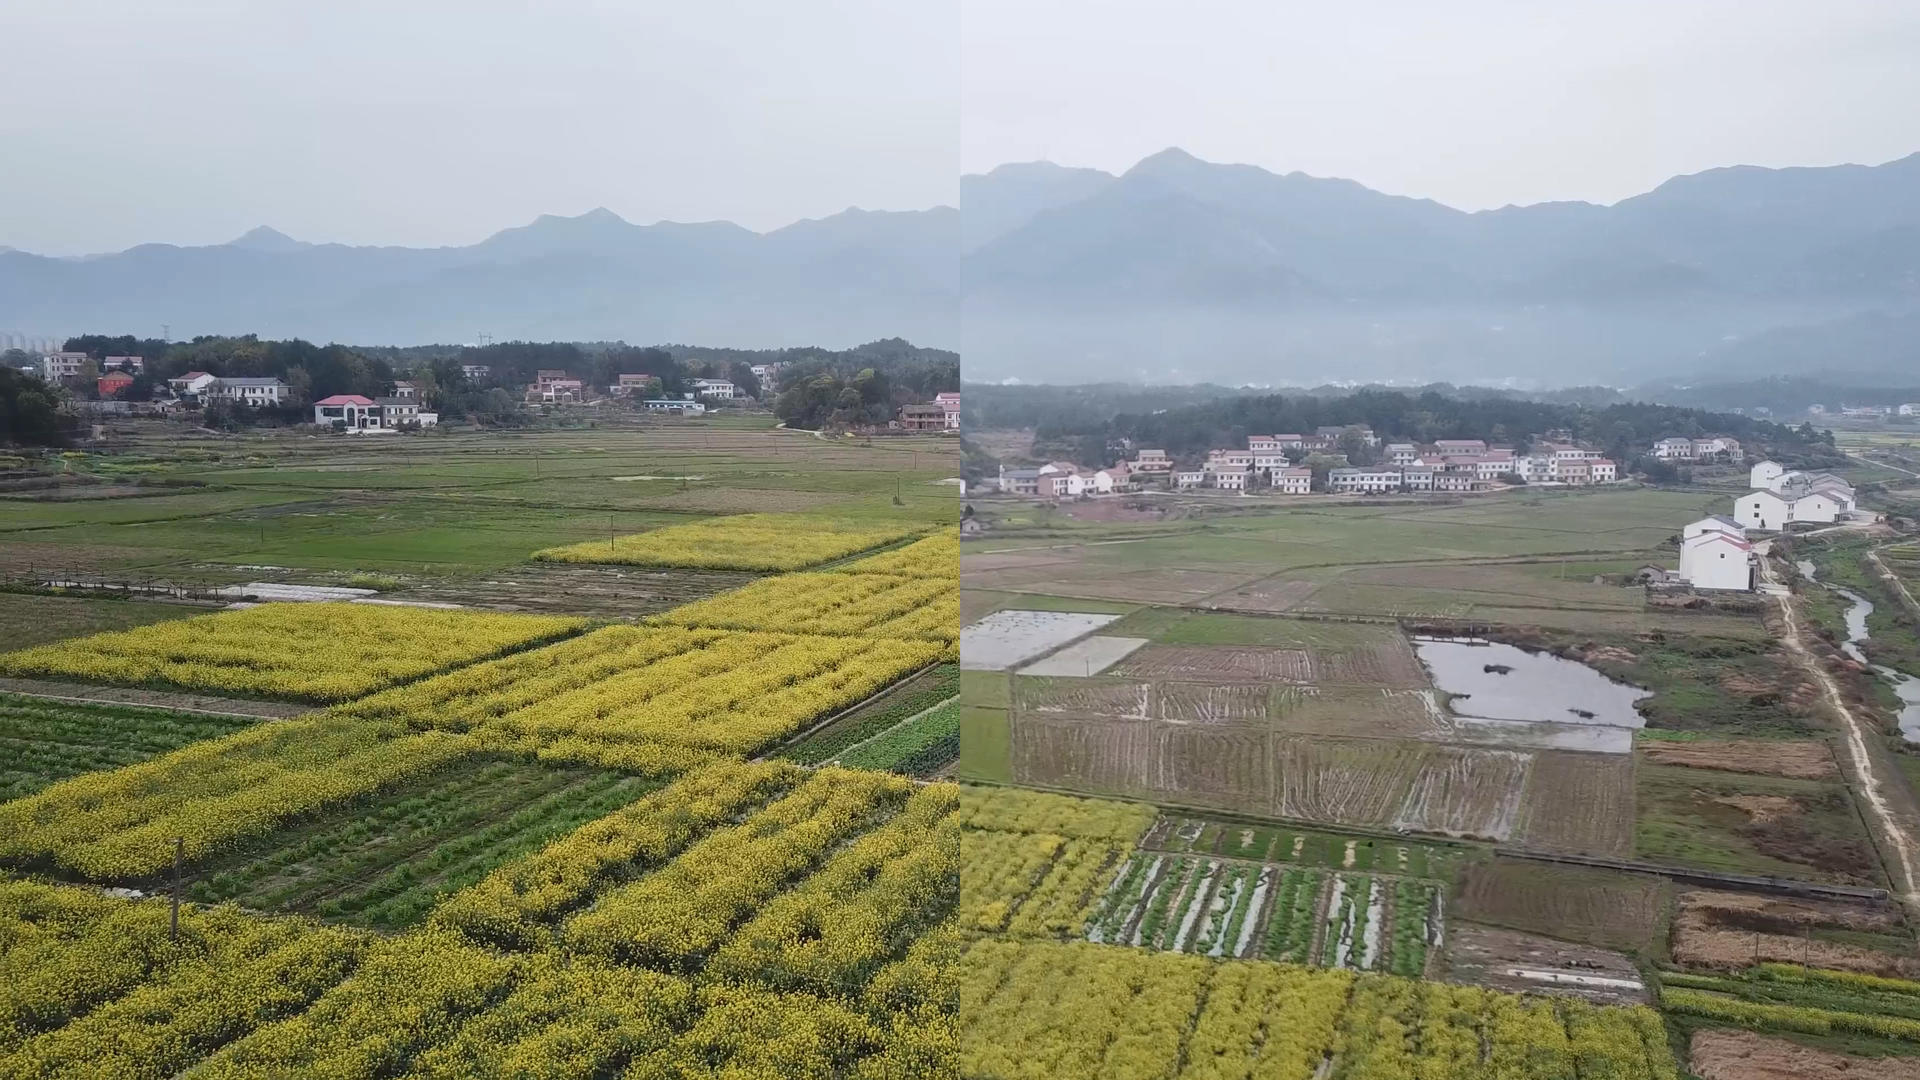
left=1734, top=491, right=1790, bottom=531
left=1750, top=461, right=1787, bottom=490
left=1679, top=535, right=1753, bottom=591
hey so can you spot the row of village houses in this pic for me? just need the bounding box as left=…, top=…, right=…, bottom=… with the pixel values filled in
left=995, top=428, right=1625, bottom=496
left=1669, top=463, right=1864, bottom=592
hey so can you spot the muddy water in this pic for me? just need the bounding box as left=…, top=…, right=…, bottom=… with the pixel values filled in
left=1801, top=559, right=1920, bottom=740
left=1412, top=639, right=1649, bottom=728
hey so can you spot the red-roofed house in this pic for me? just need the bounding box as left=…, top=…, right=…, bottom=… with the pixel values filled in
left=314, top=394, right=379, bottom=429
left=96, top=371, right=135, bottom=398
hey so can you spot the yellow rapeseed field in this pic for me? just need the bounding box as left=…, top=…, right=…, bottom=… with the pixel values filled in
left=338, top=624, right=944, bottom=755
left=829, top=530, right=959, bottom=579
left=531, top=512, right=919, bottom=572
left=652, top=571, right=958, bottom=642
left=0, top=602, right=586, bottom=703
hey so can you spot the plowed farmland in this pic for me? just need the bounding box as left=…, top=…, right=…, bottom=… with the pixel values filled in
left=1513, top=751, right=1638, bottom=857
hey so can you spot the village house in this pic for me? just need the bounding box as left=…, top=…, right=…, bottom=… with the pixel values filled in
left=898, top=403, right=950, bottom=431
left=1588, top=459, right=1618, bottom=484
left=1432, top=471, right=1484, bottom=493
left=1651, top=437, right=1696, bottom=460
left=1272, top=467, right=1313, bottom=494
left=207, top=377, right=289, bottom=406
left=1471, top=452, right=1517, bottom=481
left=1432, top=439, right=1488, bottom=462
left=642, top=398, right=706, bottom=415
left=1901, top=404, right=1920, bottom=416
left=167, top=371, right=218, bottom=397
left=1174, top=468, right=1206, bottom=490
left=529, top=379, right=584, bottom=404
left=1401, top=465, right=1435, bottom=491
left=1327, top=467, right=1403, bottom=494
left=998, top=466, right=1040, bottom=495
left=1684, top=515, right=1746, bottom=541
left=391, top=380, right=420, bottom=400
left=1207, top=449, right=1255, bottom=470
left=691, top=378, right=738, bottom=399
left=96, top=371, right=135, bottom=398
left=1733, top=488, right=1844, bottom=530
left=460, top=363, right=492, bottom=381
left=1247, top=435, right=1283, bottom=453
left=1093, top=463, right=1132, bottom=493
left=101, top=355, right=144, bottom=373
left=1557, top=460, right=1593, bottom=486
left=1131, top=449, right=1172, bottom=475
left=935, top=391, right=961, bottom=429
left=1252, top=451, right=1289, bottom=476
left=1211, top=466, right=1251, bottom=491
left=1273, top=434, right=1307, bottom=450
left=1678, top=529, right=1754, bottom=591
left=610, top=373, right=656, bottom=396
left=1316, top=425, right=1380, bottom=447
left=1384, top=443, right=1419, bottom=466
left=40, top=352, right=88, bottom=381
left=314, top=394, right=380, bottom=429
left=534, top=369, right=573, bottom=389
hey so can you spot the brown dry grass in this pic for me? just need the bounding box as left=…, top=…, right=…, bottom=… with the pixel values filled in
left=1457, top=859, right=1670, bottom=954
left=1514, top=751, right=1637, bottom=857
left=1690, top=1029, right=1920, bottom=1080
left=1641, top=738, right=1839, bottom=781
left=1671, top=889, right=1920, bottom=976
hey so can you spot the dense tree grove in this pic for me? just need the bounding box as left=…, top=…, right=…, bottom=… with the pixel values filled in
left=0, top=368, right=71, bottom=446
left=1025, top=387, right=1840, bottom=470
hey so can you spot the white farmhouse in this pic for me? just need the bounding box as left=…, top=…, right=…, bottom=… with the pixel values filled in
left=690, top=378, right=738, bottom=399
left=1749, top=461, right=1787, bottom=490
left=1733, top=490, right=1791, bottom=531
left=1272, top=467, right=1313, bottom=494
left=1683, top=515, right=1746, bottom=541
left=1678, top=531, right=1753, bottom=591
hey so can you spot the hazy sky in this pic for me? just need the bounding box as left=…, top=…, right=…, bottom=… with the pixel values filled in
left=1, top=0, right=958, bottom=254
left=963, top=0, right=1920, bottom=207
left=10, top=2, right=1920, bottom=256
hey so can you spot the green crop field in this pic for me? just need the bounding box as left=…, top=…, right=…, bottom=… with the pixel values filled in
left=0, top=694, right=262, bottom=800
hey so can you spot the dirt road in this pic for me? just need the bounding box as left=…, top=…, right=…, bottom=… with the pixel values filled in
left=1757, top=539, right=1920, bottom=915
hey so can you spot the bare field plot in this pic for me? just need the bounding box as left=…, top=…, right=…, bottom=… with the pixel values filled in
left=1689, top=1029, right=1920, bottom=1080
left=1275, top=739, right=1430, bottom=830
left=1639, top=737, right=1840, bottom=781
left=966, top=563, right=1260, bottom=605
left=1670, top=889, right=1920, bottom=976
left=0, top=592, right=203, bottom=651
left=1112, top=636, right=1427, bottom=689
left=1271, top=685, right=1451, bottom=740
left=961, top=610, right=1121, bottom=671
left=1391, top=747, right=1531, bottom=839
left=382, top=564, right=759, bottom=617
left=1444, top=924, right=1649, bottom=1006
left=1457, top=859, right=1672, bottom=954
left=1018, top=636, right=1149, bottom=676
left=1513, top=751, right=1637, bottom=857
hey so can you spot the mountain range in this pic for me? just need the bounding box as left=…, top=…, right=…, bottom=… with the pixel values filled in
left=0, top=206, right=960, bottom=351
left=5, top=148, right=1918, bottom=384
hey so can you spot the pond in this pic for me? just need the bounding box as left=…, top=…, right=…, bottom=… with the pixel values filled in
left=1412, top=638, right=1649, bottom=730
left=1801, top=559, right=1920, bottom=740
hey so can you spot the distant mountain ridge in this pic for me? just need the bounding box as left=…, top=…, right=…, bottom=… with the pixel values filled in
left=6, top=149, right=1919, bottom=380
left=962, top=148, right=1920, bottom=384
left=0, top=204, right=960, bottom=349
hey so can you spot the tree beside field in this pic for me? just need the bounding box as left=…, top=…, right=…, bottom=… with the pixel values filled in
left=0, top=367, right=72, bottom=446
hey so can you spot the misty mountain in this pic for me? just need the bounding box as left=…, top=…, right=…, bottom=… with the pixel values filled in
left=7, top=149, right=1919, bottom=381
left=963, top=148, right=1920, bottom=385
left=0, top=206, right=959, bottom=349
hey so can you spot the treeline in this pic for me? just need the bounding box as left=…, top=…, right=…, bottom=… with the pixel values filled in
left=0, top=368, right=73, bottom=447
left=770, top=340, right=959, bottom=431
left=1034, top=388, right=1839, bottom=470
left=31, top=334, right=954, bottom=432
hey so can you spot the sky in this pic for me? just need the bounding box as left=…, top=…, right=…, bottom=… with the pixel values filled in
left=8, top=2, right=1920, bottom=256
left=0, top=0, right=959, bottom=254
left=962, top=0, right=1920, bottom=208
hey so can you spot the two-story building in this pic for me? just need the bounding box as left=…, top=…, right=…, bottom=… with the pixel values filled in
left=1272, top=467, right=1313, bottom=494
left=935, top=392, right=961, bottom=429
left=691, top=378, right=738, bottom=399
left=899, top=403, right=950, bottom=431
left=208, top=377, right=289, bottom=406
left=1327, top=467, right=1403, bottom=494
left=40, top=352, right=87, bottom=381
